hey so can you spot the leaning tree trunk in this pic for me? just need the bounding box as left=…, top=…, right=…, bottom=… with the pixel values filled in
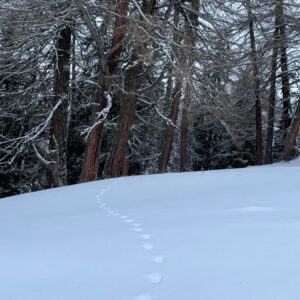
left=246, top=0, right=263, bottom=165
left=283, top=96, right=300, bottom=161
left=80, top=0, right=129, bottom=182
left=48, top=26, right=71, bottom=188
left=265, top=5, right=280, bottom=164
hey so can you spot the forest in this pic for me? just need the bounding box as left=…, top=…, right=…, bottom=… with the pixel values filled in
left=0, top=0, right=299, bottom=198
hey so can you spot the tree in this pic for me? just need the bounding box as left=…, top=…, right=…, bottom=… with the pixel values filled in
left=79, top=0, right=129, bottom=182
left=48, top=25, right=71, bottom=188
left=245, top=0, right=262, bottom=165
left=265, top=1, right=281, bottom=164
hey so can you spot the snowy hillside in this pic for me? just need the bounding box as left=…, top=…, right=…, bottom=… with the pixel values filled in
left=1, top=160, right=300, bottom=300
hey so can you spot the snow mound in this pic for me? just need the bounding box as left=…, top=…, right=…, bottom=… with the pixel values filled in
left=1, top=159, right=300, bottom=299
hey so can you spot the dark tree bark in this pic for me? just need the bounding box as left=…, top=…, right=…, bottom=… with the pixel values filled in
left=283, top=96, right=300, bottom=161
left=179, top=0, right=198, bottom=172
left=265, top=5, right=280, bottom=164
left=158, top=7, right=182, bottom=173
left=48, top=26, right=71, bottom=188
left=142, top=0, right=156, bottom=14
left=102, top=1, right=156, bottom=179
left=103, top=67, right=140, bottom=178
left=81, top=0, right=129, bottom=182
left=159, top=80, right=181, bottom=173
left=246, top=0, right=263, bottom=165
left=180, top=86, right=190, bottom=172
left=278, top=0, right=291, bottom=133
left=81, top=86, right=109, bottom=182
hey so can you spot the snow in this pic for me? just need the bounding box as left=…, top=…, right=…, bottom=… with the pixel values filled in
left=1, top=160, right=300, bottom=299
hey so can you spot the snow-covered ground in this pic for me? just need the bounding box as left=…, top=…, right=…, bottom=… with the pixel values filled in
left=1, top=160, right=300, bottom=300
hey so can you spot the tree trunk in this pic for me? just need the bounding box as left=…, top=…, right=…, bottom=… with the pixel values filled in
left=283, top=97, right=300, bottom=161
left=180, top=86, right=191, bottom=172
left=103, top=67, right=140, bottom=178
left=81, top=87, right=108, bottom=182
left=279, top=0, right=291, bottom=133
left=80, top=0, right=129, bottom=182
left=48, top=26, right=71, bottom=188
left=265, top=5, right=280, bottom=164
left=179, top=0, right=198, bottom=172
left=246, top=0, right=263, bottom=165
left=142, top=0, right=156, bottom=14
left=102, top=0, right=156, bottom=179
left=158, top=7, right=182, bottom=173
left=159, top=80, right=181, bottom=173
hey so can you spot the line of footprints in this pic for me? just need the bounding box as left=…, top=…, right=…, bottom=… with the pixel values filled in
left=96, top=184, right=164, bottom=300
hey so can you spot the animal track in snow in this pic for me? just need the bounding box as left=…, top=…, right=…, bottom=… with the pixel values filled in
left=95, top=185, right=164, bottom=300
left=147, top=272, right=163, bottom=284
left=140, top=234, right=151, bottom=240
left=132, top=294, right=153, bottom=300
left=151, top=255, right=164, bottom=264
left=142, top=243, right=154, bottom=250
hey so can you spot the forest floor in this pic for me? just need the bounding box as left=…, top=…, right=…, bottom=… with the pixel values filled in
left=1, top=159, right=300, bottom=299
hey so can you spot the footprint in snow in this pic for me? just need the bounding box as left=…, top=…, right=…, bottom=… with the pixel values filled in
left=132, top=294, right=153, bottom=300
left=151, top=255, right=164, bottom=264
left=125, top=219, right=133, bottom=223
left=140, top=234, right=151, bottom=240
left=147, top=272, right=163, bottom=284
left=142, top=243, right=154, bottom=250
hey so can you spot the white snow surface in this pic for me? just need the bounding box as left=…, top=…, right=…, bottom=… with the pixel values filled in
left=1, top=160, right=300, bottom=299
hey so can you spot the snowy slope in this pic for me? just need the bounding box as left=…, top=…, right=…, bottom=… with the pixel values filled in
left=1, top=160, right=300, bottom=300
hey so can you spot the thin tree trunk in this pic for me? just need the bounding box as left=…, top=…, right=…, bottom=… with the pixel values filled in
left=283, top=96, right=300, bottom=161
left=159, top=80, right=181, bottom=173
left=246, top=0, right=263, bottom=165
left=158, top=7, right=181, bottom=173
left=81, top=0, right=129, bottom=182
left=179, top=0, right=198, bottom=172
left=48, top=26, right=71, bottom=188
left=180, top=86, right=190, bottom=172
left=142, top=0, right=156, bottom=14
left=279, top=0, right=291, bottom=133
left=265, top=5, right=280, bottom=164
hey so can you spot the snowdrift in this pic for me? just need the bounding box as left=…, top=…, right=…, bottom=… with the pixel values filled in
left=1, top=160, right=300, bottom=300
